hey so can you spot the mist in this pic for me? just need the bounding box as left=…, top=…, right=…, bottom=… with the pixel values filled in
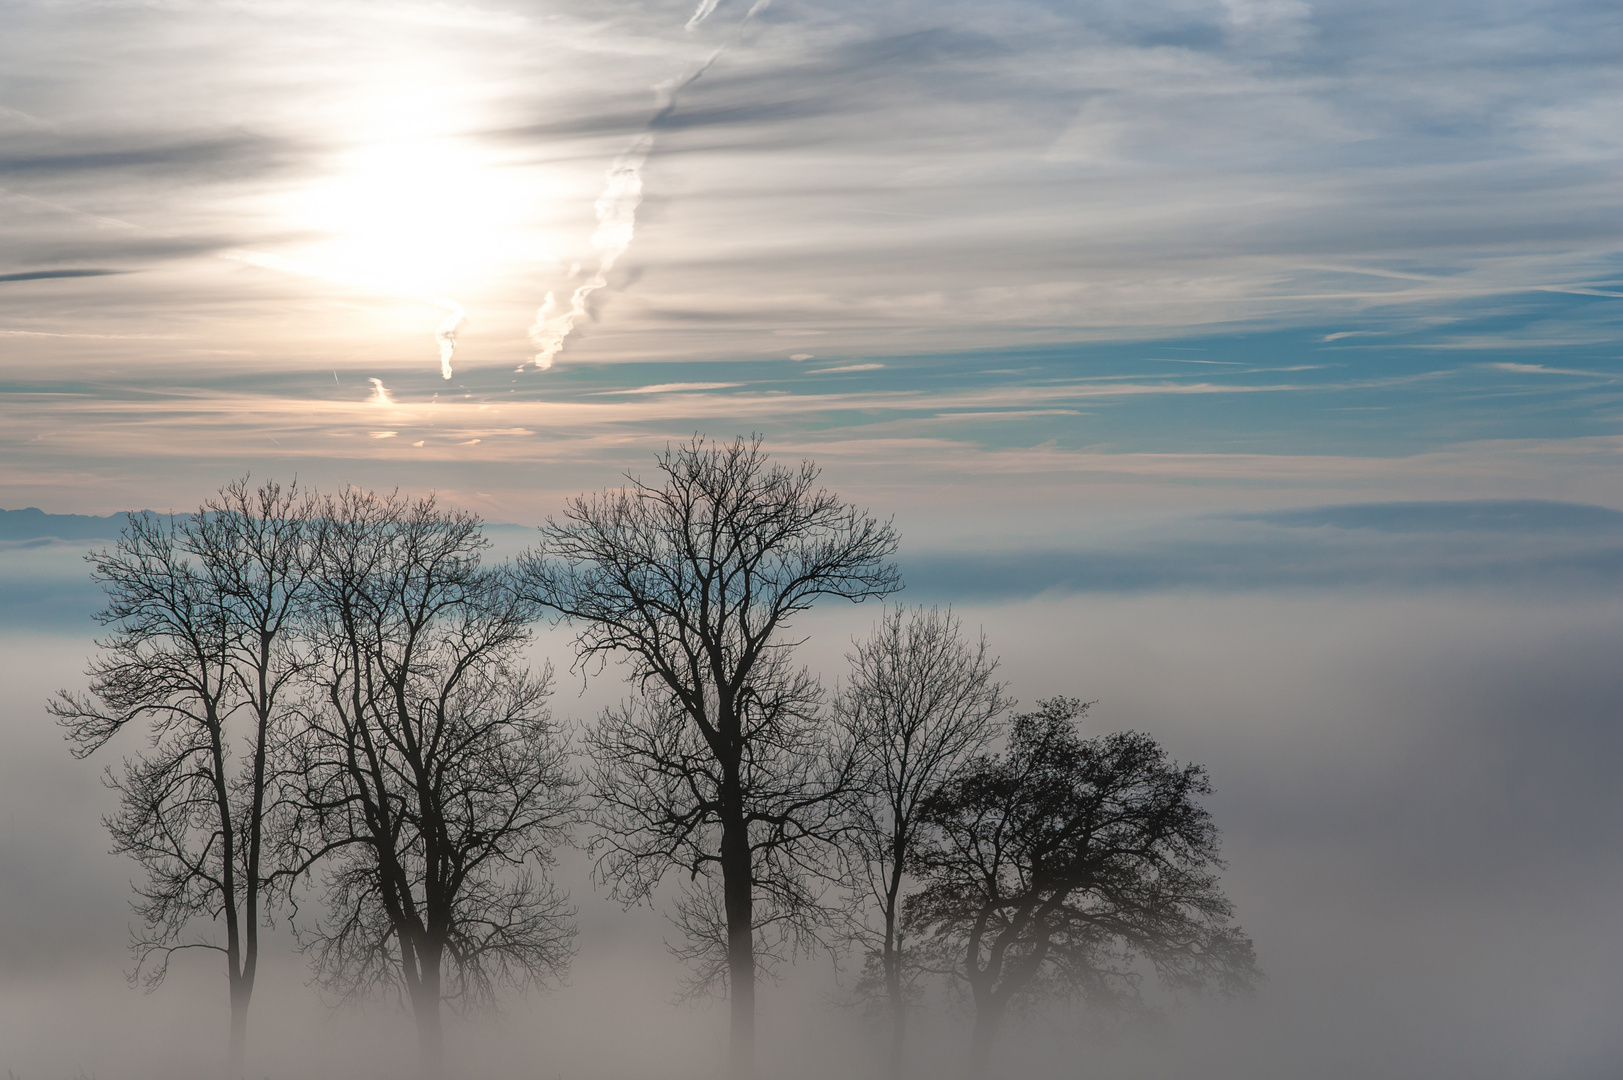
left=4, top=576, right=1620, bottom=1079
left=2, top=0, right=1619, bottom=1069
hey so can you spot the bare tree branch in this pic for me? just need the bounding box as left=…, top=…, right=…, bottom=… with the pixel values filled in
left=520, top=435, right=899, bottom=1078
left=50, top=477, right=316, bottom=1075
left=835, top=606, right=1010, bottom=1077
left=291, top=487, right=576, bottom=1080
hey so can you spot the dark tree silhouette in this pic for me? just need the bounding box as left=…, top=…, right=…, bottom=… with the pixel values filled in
left=837, top=606, right=1009, bottom=1079
left=906, top=698, right=1259, bottom=1079
left=293, top=488, right=575, bottom=1079
left=520, top=435, right=900, bottom=1077
left=585, top=648, right=855, bottom=999
left=51, top=478, right=316, bottom=1075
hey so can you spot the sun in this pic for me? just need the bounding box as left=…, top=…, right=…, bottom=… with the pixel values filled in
left=298, top=132, right=534, bottom=295
left=268, top=58, right=562, bottom=306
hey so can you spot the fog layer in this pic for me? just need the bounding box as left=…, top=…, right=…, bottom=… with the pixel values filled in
left=3, top=583, right=1620, bottom=1079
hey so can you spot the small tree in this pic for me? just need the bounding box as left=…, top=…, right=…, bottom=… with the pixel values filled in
left=50, top=478, right=315, bottom=1075
left=906, top=698, right=1258, bottom=1079
left=837, top=606, right=1009, bottom=1079
left=293, top=488, right=576, bottom=1079
left=520, top=435, right=900, bottom=1077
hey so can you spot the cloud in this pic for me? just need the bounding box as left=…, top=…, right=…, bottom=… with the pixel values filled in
left=226, top=251, right=467, bottom=378
left=0, top=269, right=129, bottom=283
left=525, top=136, right=652, bottom=372
left=1233, top=499, right=1623, bottom=533
left=593, top=382, right=744, bottom=395
left=0, top=133, right=287, bottom=180
left=1485, top=361, right=1608, bottom=377
left=899, top=500, right=1623, bottom=600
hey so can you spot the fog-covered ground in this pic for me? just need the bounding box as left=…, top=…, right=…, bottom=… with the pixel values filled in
left=3, top=519, right=1621, bottom=1080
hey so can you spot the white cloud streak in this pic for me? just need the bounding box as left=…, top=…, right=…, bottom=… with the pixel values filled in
left=524, top=135, right=651, bottom=372
left=522, top=0, right=773, bottom=373
left=685, top=0, right=720, bottom=31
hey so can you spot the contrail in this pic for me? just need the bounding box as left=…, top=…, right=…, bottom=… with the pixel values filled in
left=521, top=0, right=773, bottom=373
left=686, top=0, right=721, bottom=30
left=524, top=135, right=651, bottom=372
left=434, top=303, right=465, bottom=380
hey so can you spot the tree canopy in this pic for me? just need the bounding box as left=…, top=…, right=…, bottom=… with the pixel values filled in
left=907, top=698, right=1259, bottom=1077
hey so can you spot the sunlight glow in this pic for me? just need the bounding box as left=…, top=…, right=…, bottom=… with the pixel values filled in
left=253, top=63, right=562, bottom=376
left=299, top=133, right=532, bottom=289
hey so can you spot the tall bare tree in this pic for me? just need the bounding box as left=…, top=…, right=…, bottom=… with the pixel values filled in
left=51, top=478, right=315, bottom=1075
left=585, top=648, right=856, bottom=999
left=293, top=488, right=576, bottom=1079
left=520, top=435, right=900, bottom=1077
left=906, top=698, right=1259, bottom=1079
left=837, top=606, right=1010, bottom=1078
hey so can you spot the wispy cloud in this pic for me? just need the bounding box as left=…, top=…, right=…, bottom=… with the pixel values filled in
left=592, top=382, right=744, bottom=395
left=1485, top=362, right=1611, bottom=378
left=0, top=268, right=129, bottom=283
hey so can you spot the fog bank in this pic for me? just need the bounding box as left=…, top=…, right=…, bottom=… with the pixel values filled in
left=3, top=584, right=1620, bottom=1078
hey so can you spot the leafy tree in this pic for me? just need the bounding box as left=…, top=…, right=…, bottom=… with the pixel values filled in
left=520, top=435, right=900, bottom=1077
left=292, top=488, right=576, bottom=1079
left=51, top=478, right=316, bottom=1075
left=906, top=698, right=1259, bottom=1079
left=837, top=606, right=1010, bottom=1078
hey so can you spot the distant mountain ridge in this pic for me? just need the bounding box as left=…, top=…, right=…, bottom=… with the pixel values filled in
left=0, top=507, right=154, bottom=542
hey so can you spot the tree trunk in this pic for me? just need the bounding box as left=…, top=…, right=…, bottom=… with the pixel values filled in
left=888, top=998, right=906, bottom=1080
left=966, top=996, right=1005, bottom=1080
left=884, top=923, right=905, bottom=1079
left=883, top=840, right=907, bottom=1080
left=720, top=808, right=755, bottom=1079
left=227, top=974, right=250, bottom=1077
left=412, top=948, right=445, bottom=1080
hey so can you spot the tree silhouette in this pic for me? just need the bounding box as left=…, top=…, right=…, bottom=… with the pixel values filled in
left=906, top=698, right=1259, bottom=1079
left=585, top=648, right=856, bottom=1001
left=51, top=478, right=315, bottom=1075
left=837, top=606, right=1009, bottom=1078
left=292, top=488, right=575, bottom=1079
left=520, top=435, right=900, bottom=1077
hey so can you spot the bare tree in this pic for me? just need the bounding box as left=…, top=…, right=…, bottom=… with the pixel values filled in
left=293, top=488, right=575, bottom=1079
left=585, top=648, right=855, bottom=998
left=906, top=698, right=1259, bottom=1080
left=520, top=435, right=900, bottom=1077
left=837, top=606, right=1010, bottom=1078
left=50, top=478, right=315, bottom=1075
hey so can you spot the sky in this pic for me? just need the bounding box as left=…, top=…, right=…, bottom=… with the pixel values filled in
left=2, top=0, right=1622, bottom=1077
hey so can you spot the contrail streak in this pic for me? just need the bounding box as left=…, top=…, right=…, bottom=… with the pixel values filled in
left=521, top=0, right=773, bottom=373
left=524, top=136, right=650, bottom=372
left=434, top=303, right=465, bottom=380
left=686, top=0, right=720, bottom=30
